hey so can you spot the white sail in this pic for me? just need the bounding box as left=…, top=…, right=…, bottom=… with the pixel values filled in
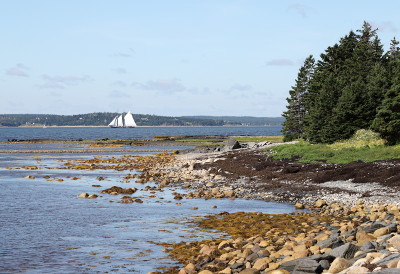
left=117, top=114, right=124, bottom=127
left=108, top=116, right=118, bottom=127
left=124, top=111, right=137, bottom=127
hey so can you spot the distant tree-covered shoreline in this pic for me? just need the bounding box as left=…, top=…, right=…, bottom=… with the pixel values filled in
left=282, top=22, right=400, bottom=145
left=0, top=113, right=283, bottom=127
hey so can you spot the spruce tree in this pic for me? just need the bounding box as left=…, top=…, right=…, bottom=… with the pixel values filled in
left=282, top=55, right=314, bottom=141
left=332, top=22, right=385, bottom=141
left=372, top=38, right=400, bottom=145
left=304, top=31, right=358, bottom=143
left=285, top=22, right=400, bottom=144
left=372, top=82, right=400, bottom=145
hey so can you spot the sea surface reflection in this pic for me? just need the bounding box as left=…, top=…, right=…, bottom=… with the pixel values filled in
left=0, top=144, right=293, bottom=273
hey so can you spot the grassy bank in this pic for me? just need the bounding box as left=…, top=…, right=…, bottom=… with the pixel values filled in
left=267, top=130, right=400, bottom=164
left=178, top=136, right=283, bottom=143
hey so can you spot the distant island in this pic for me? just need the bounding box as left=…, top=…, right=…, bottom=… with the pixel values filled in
left=0, top=113, right=284, bottom=127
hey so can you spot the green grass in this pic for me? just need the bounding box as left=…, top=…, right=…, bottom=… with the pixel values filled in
left=177, top=138, right=227, bottom=142
left=267, top=141, right=400, bottom=164
left=236, top=136, right=283, bottom=143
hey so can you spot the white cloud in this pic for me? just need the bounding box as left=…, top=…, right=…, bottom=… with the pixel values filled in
left=108, top=90, right=130, bottom=98
left=229, top=84, right=253, bottom=92
left=132, top=78, right=186, bottom=94
left=39, top=75, right=91, bottom=89
left=48, top=91, right=62, bottom=97
left=373, top=21, right=399, bottom=33
left=112, top=68, right=127, bottom=74
left=287, top=3, right=313, bottom=18
left=217, top=84, right=253, bottom=98
left=111, top=48, right=135, bottom=58
left=111, top=81, right=128, bottom=87
left=266, top=59, right=295, bottom=66
left=5, top=63, right=29, bottom=77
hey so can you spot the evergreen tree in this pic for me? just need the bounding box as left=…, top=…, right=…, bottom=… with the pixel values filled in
left=282, top=55, right=314, bottom=141
left=372, top=38, right=400, bottom=145
left=304, top=31, right=358, bottom=143
left=284, top=22, right=400, bottom=145
left=372, top=81, right=400, bottom=145
left=332, top=22, right=385, bottom=141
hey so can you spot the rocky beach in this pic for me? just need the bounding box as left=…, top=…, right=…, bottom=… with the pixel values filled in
left=124, top=138, right=400, bottom=273
left=2, top=136, right=400, bottom=273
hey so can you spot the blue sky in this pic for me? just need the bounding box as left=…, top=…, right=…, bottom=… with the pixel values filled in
left=1, top=0, right=399, bottom=117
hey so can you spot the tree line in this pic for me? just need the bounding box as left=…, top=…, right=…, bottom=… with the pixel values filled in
left=282, top=22, right=400, bottom=145
left=0, top=113, right=225, bottom=127
left=0, top=113, right=285, bottom=127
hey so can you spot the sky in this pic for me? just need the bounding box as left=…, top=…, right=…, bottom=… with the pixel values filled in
left=1, top=0, right=400, bottom=117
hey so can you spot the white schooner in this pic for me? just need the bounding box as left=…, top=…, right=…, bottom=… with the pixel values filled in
left=108, top=111, right=137, bottom=128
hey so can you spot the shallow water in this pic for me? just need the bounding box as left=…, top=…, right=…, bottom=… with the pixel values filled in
left=0, top=144, right=293, bottom=273
left=0, top=126, right=282, bottom=142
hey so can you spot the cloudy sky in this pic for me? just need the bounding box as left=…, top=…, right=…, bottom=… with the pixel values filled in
left=1, top=0, right=399, bottom=117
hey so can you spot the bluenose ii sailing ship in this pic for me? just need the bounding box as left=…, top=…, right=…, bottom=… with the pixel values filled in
left=108, top=111, right=137, bottom=128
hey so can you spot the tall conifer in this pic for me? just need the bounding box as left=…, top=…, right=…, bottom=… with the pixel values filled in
left=282, top=55, right=314, bottom=141
left=304, top=31, right=358, bottom=143
left=332, top=22, right=385, bottom=141
left=283, top=22, right=399, bottom=144
left=372, top=38, right=400, bottom=145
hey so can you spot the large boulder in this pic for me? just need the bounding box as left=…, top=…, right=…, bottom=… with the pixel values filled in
left=224, top=138, right=241, bottom=150
left=328, top=243, right=360, bottom=259
left=317, top=235, right=344, bottom=249
left=279, top=258, right=321, bottom=273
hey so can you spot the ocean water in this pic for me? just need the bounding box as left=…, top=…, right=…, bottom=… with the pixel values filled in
left=0, top=126, right=282, bottom=142
left=0, top=128, right=291, bottom=273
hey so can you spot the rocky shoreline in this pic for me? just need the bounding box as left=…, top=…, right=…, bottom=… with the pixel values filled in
left=9, top=136, right=400, bottom=273
left=133, top=142, right=400, bottom=273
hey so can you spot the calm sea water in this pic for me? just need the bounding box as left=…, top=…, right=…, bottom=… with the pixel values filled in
left=0, top=127, right=291, bottom=273
left=0, top=126, right=282, bottom=142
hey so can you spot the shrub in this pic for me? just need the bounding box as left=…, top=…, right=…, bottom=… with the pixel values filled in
left=329, top=129, right=384, bottom=150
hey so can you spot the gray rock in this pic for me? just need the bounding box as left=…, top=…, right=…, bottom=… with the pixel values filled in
left=349, top=249, right=376, bottom=264
left=280, top=258, right=322, bottom=273
left=246, top=252, right=259, bottom=262
left=293, top=261, right=322, bottom=274
left=316, top=236, right=344, bottom=249
left=371, top=269, right=400, bottom=274
left=309, top=254, right=336, bottom=263
left=360, top=241, right=376, bottom=251
left=318, top=259, right=330, bottom=270
left=380, top=234, right=396, bottom=246
left=386, top=223, right=398, bottom=233
left=374, top=253, right=400, bottom=266
left=341, top=229, right=356, bottom=239
left=238, top=269, right=260, bottom=274
left=226, top=138, right=241, bottom=150
left=247, top=142, right=257, bottom=148
left=384, top=213, right=395, bottom=221
left=231, top=263, right=244, bottom=270
left=328, top=243, right=360, bottom=259
left=362, top=223, right=385, bottom=233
